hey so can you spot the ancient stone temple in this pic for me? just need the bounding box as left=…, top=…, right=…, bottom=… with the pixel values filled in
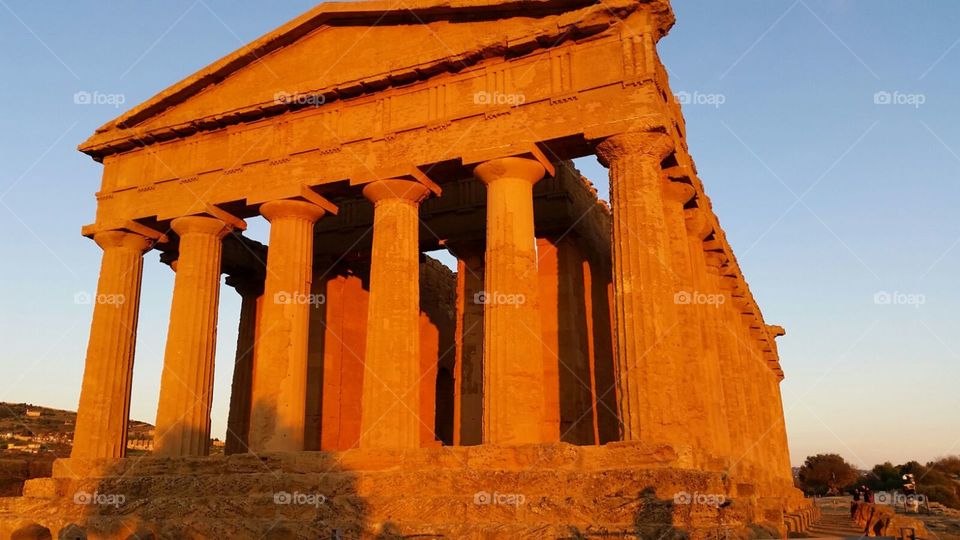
left=1, top=0, right=817, bottom=538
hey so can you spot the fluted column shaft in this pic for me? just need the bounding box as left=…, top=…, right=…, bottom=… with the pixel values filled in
left=661, top=182, right=716, bottom=462
left=733, top=300, right=771, bottom=487
left=750, top=326, right=781, bottom=490
left=680, top=208, right=733, bottom=466
left=745, top=327, right=780, bottom=488
left=770, top=376, right=795, bottom=487
left=451, top=244, right=485, bottom=446
left=360, top=179, right=431, bottom=449
left=248, top=200, right=326, bottom=452
left=475, top=156, right=548, bottom=444
left=72, top=231, right=152, bottom=459
left=703, top=256, right=749, bottom=478
left=225, top=274, right=264, bottom=455
left=596, top=133, right=685, bottom=448
left=155, top=216, right=231, bottom=457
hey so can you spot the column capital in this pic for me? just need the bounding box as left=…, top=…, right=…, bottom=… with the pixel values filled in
left=225, top=272, right=265, bottom=298
left=595, top=131, right=674, bottom=165
left=362, top=178, right=433, bottom=205
left=92, top=230, right=154, bottom=253
left=684, top=207, right=714, bottom=240
left=733, top=294, right=752, bottom=310
left=473, top=156, right=547, bottom=186
left=171, top=215, right=233, bottom=239
left=260, top=199, right=328, bottom=223
left=718, top=273, right=740, bottom=292
left=661, top=179, right=696, bottom=205
left=703, top=251, right=728, bottom=272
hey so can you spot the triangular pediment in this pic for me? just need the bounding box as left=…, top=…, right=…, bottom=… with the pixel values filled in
left=79, top=0, right=673, bottom=159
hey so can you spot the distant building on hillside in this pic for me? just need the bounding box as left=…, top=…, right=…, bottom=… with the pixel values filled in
left=24, top=410, right=41, bottom=418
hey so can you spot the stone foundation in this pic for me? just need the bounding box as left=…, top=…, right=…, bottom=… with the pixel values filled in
left=0, top=443, right=810, bottom=540
left=783, top=504, right=820, bottom=535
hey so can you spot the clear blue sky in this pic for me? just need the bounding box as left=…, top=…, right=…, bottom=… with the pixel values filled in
left=1, top=1, right=958, bottom=469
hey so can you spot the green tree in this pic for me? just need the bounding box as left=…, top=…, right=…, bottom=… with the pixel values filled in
left=860, top=462, right=902, bottom=491
left=928, top=456, right=960, bottom=478
left=797, top=454, right=859, bottom=496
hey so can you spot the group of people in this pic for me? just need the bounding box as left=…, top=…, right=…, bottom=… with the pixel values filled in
left=849, top=474, right=922, bottom=516
left=852, top=485, right=874, bottom=503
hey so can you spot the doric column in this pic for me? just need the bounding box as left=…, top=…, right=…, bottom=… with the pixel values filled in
left=731, top=289, right=771, bottom=487
left=224, top=273, right=264, bottom=455
left=248, top=199, right=328, bottom=452
left=474, top=156, right=549, bottom=444
left=747, top=319, right=781, bottom=490
left=595, top=132, right=686, bottom=448
left=449, top=242, right=485, bottom=446
left=768, top=367, right=796, bottom=488
left=359, top=179, right=432, bottom=449
left=318, top=269, right=368, bottom=451
left=747, top=324, right=780, bottom=489
left=583, top=256, right=620, bottom=445
left=705, top=252, right=750, bottom=478
left=660, top=180, right=718, bottom=462
left=538, top=236, right=594, bottom=445
left=155, top=216, right=233, bottom=457
left=72, top=231, right=154, bottom=459
left=722, top=276, right=764, bottom=484
left=682, top=207, right=733, bottom=465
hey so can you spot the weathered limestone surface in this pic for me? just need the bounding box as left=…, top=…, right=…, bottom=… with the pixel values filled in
left=155, top=216, right=233, bottom=457
left=224, top=273, right=263, bottom=455
left=43, top=0, right=815, bottom=536
left=683, top=207, right=733, bottom=465
left=596, top=133, right=688, bottom=453
left=249, top=200, right=328, bottom=453
left=71, top=231, right=153, bottom=460
left=360, top=179, right=433, bottom=449
left=661, top=180, right=717, bottom=464
left=538, top=236, right=595, bottom=445
left=475, top=157, right=550, bottom=445
left=2, top=445, right=787, bottom=540
left=451, top=243, right=485, bottom=447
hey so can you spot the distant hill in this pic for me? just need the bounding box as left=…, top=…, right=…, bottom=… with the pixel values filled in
left=0, top=402, right=154, bottom=497
left=0, top=402, right=153, bottom=439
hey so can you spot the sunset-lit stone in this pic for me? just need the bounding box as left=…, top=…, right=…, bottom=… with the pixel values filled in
left=154, top=215, right=233, bottom=457
left=359, top=178, right=433, bottom=449
left=71, top=230, right=154, bottom=460
left=4, top=0, right=814, bottom=536
left=248, top=200, right=328, bottom=453
left=474, top=156, right=550, bottom=445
